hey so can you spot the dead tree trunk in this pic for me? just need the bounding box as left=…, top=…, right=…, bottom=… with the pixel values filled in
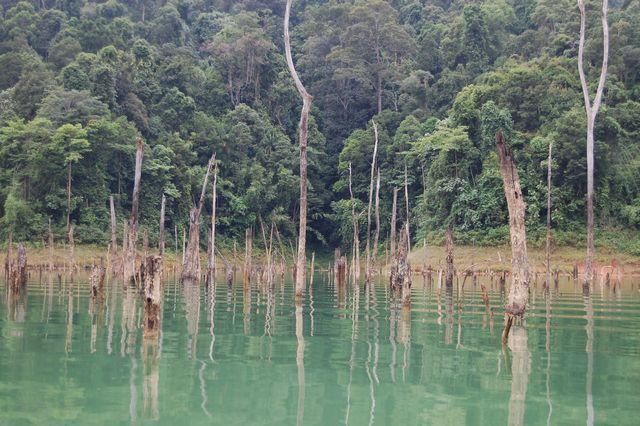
left=374, top=167, right=381, bottom=266
left=68, top=225, right=75, bottom=271
left=348, top=163, right=360, bottom=282
left=110, top=195, right=118, bottom=259
left=142, top=255, right=163, bottom=337
left=390, top=228, right=411, bottom=306
left=244, top=228, right=252, bottom=286
left=182, top=153, right=216, bottom=282
left=4, top=233, right=12, bottom=278
left=285, top=0, right=313, bottom=297
left=496, top=131, right=530, bottom=345
left=545, top=141, right=553, bottom=290
left=208, top=165, right=218, bottom=280
left=390, top=188, right=398, bottom=263
left=404, top=165, right=411, bottom=252
left=90, top=264, right=106, bottom=299
left=124, top=137, right=144, bottom=286
left=66, top=162, right=72, bottom=234
left=158, top=194, right=166, bottom=257
left=577, top=0, right=609, bottom=284
left=365, top=120, right=379, bottom=281
left=48, top=219, right=54, bottom=271
left=445, top=227, right=454, bottom=288
left=9, top=243, right=27, bottom=293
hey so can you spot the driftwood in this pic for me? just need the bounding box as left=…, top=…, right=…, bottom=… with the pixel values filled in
left=285, top=0, right=313, bottom=297
left=181, top=152, right=216, bottom=282
left=142, top=255, right=163, bottom=337
left=496, top=131, right=530, bottom=344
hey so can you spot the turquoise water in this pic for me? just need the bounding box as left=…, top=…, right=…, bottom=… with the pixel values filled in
left=1, top=272, right=639, bottom=425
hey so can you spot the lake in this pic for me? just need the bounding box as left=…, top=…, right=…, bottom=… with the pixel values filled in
left=1, top=270, right=638, bottom=425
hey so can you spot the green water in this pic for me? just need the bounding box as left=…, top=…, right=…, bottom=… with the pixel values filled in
left=1, top=272, right=639, bottom=425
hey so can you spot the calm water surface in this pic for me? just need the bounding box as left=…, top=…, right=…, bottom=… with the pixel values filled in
left=1, top=271, right=639, bottom=425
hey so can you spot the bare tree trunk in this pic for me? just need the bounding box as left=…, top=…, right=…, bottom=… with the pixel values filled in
left=110, top=195, right=118, bottom=260
left=9, top=243, right=27, bottom=293
left=244, top=228, right=252, bottom=286
left=390, top=187, right=398, bottom=264
left=182, top=153, right=216, bottom=282
left=208, top=166, right=218, bottom=280
left=90, top=264, right=106, bottom=299
left=309, top=251, right=315, bottom=288
left=365, top=121, right=379, bottom=281
left=404, top=165, right=411, bottom=252
left=577, top=0, right=609, bottom=285
left=373, top=167, right=381, bottom=266
left=390, top=228, right=411, bottom=306
left=66, top=163, right=72, bottom=234
left=545, top=142, right=553, bottom=289
left=124, top=137, right=144, bottom=286
left=4, top=232, right=12, bottom=279
left=285, top=0, right=313, bottom=298
left=48, top=218, right=54, bottom=271
left=68, top=225, right=75, bottom=271
left=158, top=194, right=166, bottom=257
left=445, top=228, right=454, bottom=288
left=496, top=132, right=530, bottom=345
left=348, top=163, right=360, bottom=282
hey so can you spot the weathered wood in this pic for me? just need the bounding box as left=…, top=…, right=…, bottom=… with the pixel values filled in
left=48, top=219, right=54, bottom=271
left=110, top=195, right=118, bottom=259
left=285, top=0, right=313, bottom=297
left=577, top=0, right=609, bottom=284
left=243, top=228, right=252, bottom=286
left=90, top=264, right=106, bottom=299
left=4, top=233, right=12, bottom=278
left=365, top=120, right=379, bottom=282
left=181, top=152, right=216, bottom=282
left=404, top=164, right=411, bottom=252
left=545, top=141, right=553, bottom=289
left=390, top=188, right=398, bottom=264
left=445, top=228, right=454, bottom=288
left=68, top=225, right=76, bottom=272
left=496, top=131, right=530, bottom=344
left=158, top=194, right=166, bottom=257
left=142, top=255, right=163, bottom=337
left=9, top=243, right=27, bottom=293
left=124, top=137, right=144, bottom=286
left=348, top=163, right=360, bottom=282
left=390, top=227, right=411, bottom=306
left=373, top=167, right=381, bottom=267
left=208, top=164, right=218, bottom=280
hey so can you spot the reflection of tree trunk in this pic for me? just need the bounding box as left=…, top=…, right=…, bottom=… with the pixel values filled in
left=142, top=338, right=160, bottom=421
left=183, top=282, right=200, bottom=359
left=507, top=326, right=531, bottom=426
left=284, top=0, right=313, bottom=298
left=295, top=300, right=305, bottom=426
left=583, top=289, right=595, bottom=425
left=545, top=297, right=553, bottom=425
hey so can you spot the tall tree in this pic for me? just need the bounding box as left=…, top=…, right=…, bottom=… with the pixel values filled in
left=285, top=0, right=313, bottom=297
left=577, top=0, right=609, bottom=284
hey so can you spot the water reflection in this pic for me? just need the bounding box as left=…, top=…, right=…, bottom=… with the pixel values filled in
left=1, top=271, right=639, bottom=424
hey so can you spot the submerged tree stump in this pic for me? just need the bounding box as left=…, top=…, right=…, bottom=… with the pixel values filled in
left=444, top=227, right=455, bottom=288
left=9, top=243, right=27, bottom=293
left=496, top=131, right=530, bottom=344
left=390, top=228, right=411, bottom=305
left=90, top=264, right=106, bottom=299
left=142, top=255, right=163, bottom=337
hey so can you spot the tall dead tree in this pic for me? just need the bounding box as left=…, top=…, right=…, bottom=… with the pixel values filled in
left=496, top=132, right=530, bottom=344
left=181, top=153, right=216, bottom=282
left=284, top=0, right=313, bottom=297
left=365, top=120, right=379, bottom=281
left=348, top=163, right=360, bottom=282
left=158, top=194, right=166, bottom=257
left=109, top=195, right=118, bottom=259
left=243, top=228, right=252, bottom=286
left=577, top=0, right=609, bottom=283
left=545, top=142, right=553, bottom=289
left=404, top=165, right=411, bottom=252
left=123, top=137, right=144, bottom=286
left=373, top=167, right=381, bottom=266
left=390, top=187, right=398, bottom=264
left=208, top=164, right=218, bottom=280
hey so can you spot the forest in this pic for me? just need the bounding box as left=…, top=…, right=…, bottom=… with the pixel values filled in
left=1, top=0, right=639, bottom=255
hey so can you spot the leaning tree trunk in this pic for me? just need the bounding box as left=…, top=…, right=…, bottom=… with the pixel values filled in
left=496, top=131, right=530, bottom=344
left=285, top=0, right=313, bottom=298
left=577, top=0, right=609, bottom=285
left=181, top=153, right=216, bottom=282
left=124, top=137, right=144, bottom=286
